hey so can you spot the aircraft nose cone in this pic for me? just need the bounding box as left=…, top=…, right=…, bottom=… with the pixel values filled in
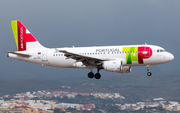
left=169, top=53, right=174, bottom=61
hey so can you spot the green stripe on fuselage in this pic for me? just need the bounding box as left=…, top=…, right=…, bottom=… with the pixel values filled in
left=123, top=47, right=138, bottom=64
left=10, top=20, right=18, bottom=50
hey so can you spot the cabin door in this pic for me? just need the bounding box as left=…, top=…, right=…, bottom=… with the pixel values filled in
left=42, top=50, right=48, bottom=61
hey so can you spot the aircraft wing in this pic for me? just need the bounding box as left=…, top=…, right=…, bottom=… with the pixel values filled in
left=59, top=50, right=108, bottom=66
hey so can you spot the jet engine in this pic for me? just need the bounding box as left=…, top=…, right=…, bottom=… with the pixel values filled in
left=102, top=59, right=131, bottom=73
left=120, top=66, right=131, bottom=73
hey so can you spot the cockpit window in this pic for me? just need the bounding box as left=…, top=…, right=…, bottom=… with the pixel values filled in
left=157, top=49, right=166, bottom=53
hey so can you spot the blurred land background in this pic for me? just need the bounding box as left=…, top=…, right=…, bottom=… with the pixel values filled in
left=1, top=69, right=180, bottom=102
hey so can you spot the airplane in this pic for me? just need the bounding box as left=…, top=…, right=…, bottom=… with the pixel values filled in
left=7, top=20, right=174, bottom=79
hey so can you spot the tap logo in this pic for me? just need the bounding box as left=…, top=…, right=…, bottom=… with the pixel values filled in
left=11, top=20, right=37, bottom=51
left=123, top=46, right=152, bottom=64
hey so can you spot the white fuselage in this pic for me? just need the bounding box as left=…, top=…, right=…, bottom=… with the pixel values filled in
left=8, top=44, right=174, bottom=70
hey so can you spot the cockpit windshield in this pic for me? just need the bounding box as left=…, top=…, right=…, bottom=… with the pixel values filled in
left=157, top=49, right=166, bottom=53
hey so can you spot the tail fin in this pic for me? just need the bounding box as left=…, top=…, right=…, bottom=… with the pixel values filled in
left=10, top=20, right=45, bottom=51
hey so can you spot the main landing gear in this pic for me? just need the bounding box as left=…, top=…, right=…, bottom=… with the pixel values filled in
left=147, top=65, right=152, bottom=76
left=88, top=69, right=101, bottom=79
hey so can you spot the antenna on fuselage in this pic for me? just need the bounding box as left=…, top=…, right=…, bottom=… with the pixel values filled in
left=145, top=43, right=147, bottom=45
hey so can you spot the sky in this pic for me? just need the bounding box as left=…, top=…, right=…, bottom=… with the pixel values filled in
left=0, top=0, right=179, bottom=80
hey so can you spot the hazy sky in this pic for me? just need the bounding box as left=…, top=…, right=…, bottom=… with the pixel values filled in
left=0, top=0, right=179, bottom=80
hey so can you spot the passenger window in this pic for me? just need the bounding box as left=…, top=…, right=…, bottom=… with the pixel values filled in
left=157, top=50, right=159, bottom=52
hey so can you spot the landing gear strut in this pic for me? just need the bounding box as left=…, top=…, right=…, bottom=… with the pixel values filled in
left=147, top=65, right=152, bottom=76
left=87, top=68, right=101, bottom=79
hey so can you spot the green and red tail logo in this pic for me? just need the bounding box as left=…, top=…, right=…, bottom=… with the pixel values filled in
left=10, top=20, right=37, bottom=51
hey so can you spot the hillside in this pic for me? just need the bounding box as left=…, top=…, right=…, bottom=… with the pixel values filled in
left=0, top=70, right=180, bottom=101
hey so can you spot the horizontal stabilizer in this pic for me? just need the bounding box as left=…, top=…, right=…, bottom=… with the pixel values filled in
left=7, top=51, right=31, bottom=57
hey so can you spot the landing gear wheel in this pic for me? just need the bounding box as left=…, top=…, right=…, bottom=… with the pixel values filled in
left=147, top=72, right=152, bottom=76
left=88, top=72, right=94, bottom=78
left=95, top=73, right=101, bottom=79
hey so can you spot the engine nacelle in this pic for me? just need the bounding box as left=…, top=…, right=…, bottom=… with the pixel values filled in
left=120, top=66, right=131, bottom=73
left=103, top=60, right=122, bottom=72
left=103, top=59, right=131, bottom=73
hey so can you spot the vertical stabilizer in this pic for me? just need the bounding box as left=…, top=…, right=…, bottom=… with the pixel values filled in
left=10, top=20, right=45, bottom=51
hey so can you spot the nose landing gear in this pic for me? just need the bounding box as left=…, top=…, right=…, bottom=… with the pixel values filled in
left=147, top=72, right=152, bottom=76
left=147, top=65, right=152, bottom=76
